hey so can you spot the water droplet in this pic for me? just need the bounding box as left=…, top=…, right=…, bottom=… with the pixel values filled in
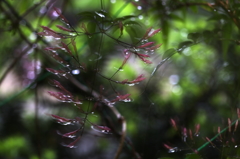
left=58, top=121, right=73, bottom=125
left=39, top=6, right=47, bottom=14
left=91, top=125, right=112, bottom=134
left=95, top=11, right=105, bottom=18
left=57, top=131, right=76, bottom=138
left=235, top=145, right=238, bottom=148
left=111, top=0, right=116, bottom=3
left=138, top=15, right=143, bottom=20
left=169, top=74, right=179, bottom=85
left=69, top=33, right=77, bottom=36
left=137, top=6, right=142, bottom=10
left=122, top=98, right=131, bottom=102
left=74, top=101, right=82, bottom=104
left=72, top=69, right=80, bottom=75
left=89, top=52, right=102, bottom=61
left=168, top=147, right=178, bottom=153
left=29, top=33, right=37, bottom=41
left=61, top=143, right=77, bottom=148
left=68, top=145, right=77, bottom=148
left=177, top=48, right=183, bottom=52
left=141, top=39, right=148, bottom=44
left=195, top=133, right=200, bottom=137
left=113, top=67, right=123, bottom=71
left=108, top=101, right=115, bottom=106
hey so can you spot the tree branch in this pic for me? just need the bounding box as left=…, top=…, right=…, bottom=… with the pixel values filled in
left=68, top=76, right=127, bottom=159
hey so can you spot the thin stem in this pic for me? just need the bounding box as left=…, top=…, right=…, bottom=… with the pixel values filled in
left=196, top=119, right=239, bottom=152
left=68, top=75, right=127, bottom=159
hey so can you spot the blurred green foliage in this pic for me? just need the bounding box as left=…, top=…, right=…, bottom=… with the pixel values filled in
left=1, top=0, right=240, bottom=159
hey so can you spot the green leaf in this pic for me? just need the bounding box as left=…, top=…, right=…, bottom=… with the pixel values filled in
left=87, top=21, right=97, bottom=34
left=115, top=15, right=137, bottom=22
left=123, top=21, right=141, bottom=27
left=125, top=25, right=139, bottom=43
left=161, top=19, right=170, bottom=48
left=190, top=5, right=198, bottom=13
left=163, top=48, right=177, bottom=60
left=187, top=32, right=202, bottom=43
left=222, top=22, right=232, bottom=59
left=78, top=11, right=95, bottom=18
left=151, top=48, right=177, bottom=76
left=207, top=14, right=228, bottom=21
left=202, top=30, right=214, bottom=43
left=170, top=14, right=184, bottom=22
left=185, top=153, right=201, bottom=159
left=177, top=41, right=193, bottom=53
left=95, top=10, right=109, bottom=18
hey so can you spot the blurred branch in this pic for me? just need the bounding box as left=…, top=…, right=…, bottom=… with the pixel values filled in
left=2, top=0, right=37, bottom=33
left=216, top=0, right=240, bottom=30
left=0, top=0, right=48, bottom=85
left=172, top=2, right=216, bottom=10
left=21, top=0, right=47, bottom=18
left=69, top=75, right=142, bottom=158
left=68, top=75, right=127, bottom=159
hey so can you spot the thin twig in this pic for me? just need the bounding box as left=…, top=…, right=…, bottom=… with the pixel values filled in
left=68, top=76, right=127, bottom=159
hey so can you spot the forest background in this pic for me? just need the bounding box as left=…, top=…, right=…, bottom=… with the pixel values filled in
left=0, top=0, right=240, bottom=159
